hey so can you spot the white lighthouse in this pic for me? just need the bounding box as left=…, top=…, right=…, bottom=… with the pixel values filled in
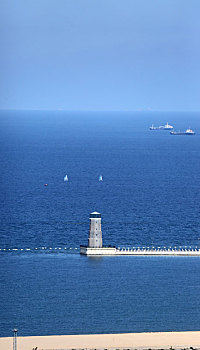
left=80, top=211, right=116, bottom=255
left=88, top=211, right=102, bottom=248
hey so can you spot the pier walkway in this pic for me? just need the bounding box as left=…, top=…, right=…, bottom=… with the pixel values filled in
left=80, top=245, right=200, bottom=256
left=115, top=247, right=200, bottom=256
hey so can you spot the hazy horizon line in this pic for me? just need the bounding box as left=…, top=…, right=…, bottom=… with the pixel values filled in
left=0, top=108, right=200, bottom=113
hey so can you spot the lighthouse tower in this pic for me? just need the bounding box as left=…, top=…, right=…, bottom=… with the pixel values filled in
left=88, top=211, right=102, bottom=248
left=80, top=211, right=116, bottom=255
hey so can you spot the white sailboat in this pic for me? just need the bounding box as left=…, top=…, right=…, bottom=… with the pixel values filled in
left=64, top=175, right=68, bottom=182
left=99, top=175, right=103, bottom=181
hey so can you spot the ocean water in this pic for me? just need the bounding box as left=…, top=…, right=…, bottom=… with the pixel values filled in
left=0, top=110, right=200, bottom=337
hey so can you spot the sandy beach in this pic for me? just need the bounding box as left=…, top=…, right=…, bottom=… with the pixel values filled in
left=0, top=331, right=200, bottom=350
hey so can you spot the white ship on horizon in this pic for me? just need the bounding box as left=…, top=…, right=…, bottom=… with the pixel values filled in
left=150, top=122, right=173, bottom=130
left=162, top=122, right=173, bottom=130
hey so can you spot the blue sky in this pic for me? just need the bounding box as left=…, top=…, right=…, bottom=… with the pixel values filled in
left=0, top=0, right=200, bottom=111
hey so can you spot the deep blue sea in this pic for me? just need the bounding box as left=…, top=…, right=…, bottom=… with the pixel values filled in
left=0, top=110, right=200, bottom=337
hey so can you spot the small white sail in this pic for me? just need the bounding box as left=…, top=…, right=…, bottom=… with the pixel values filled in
left=99, top=175, right=103, bottom=181
left=64, top=175, right=68, bottom=182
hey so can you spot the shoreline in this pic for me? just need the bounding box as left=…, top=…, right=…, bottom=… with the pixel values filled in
left=0, top=331, right=200, bottom=349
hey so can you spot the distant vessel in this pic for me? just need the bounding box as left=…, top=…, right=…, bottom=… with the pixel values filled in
left=170, top=128, right=195, bottom=135
left=149, top=124, right=160, bottom=130
left=44, top=184, right=48, bottom=186
left=99, top=175, right=103, bottom=181
left=162, top=122, right=173, bottom=130
left=64, top=175, right=69, bottom=181
left=150, top=122, right=173, bottom=130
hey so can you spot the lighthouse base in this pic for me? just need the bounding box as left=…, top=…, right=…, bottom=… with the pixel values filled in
left=80, top=246, right=117, bottom=255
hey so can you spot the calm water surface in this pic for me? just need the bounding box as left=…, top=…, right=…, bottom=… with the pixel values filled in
left=0, top=111, right=200, bottom=336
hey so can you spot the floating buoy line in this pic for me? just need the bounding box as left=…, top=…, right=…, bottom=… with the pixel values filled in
left=0, top=247, right=79, bottom=253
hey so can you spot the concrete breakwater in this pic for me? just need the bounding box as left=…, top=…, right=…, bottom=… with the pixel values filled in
left=80, top=246, right=200, bottom=256
left=116, top=247, right=200, bottom=256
